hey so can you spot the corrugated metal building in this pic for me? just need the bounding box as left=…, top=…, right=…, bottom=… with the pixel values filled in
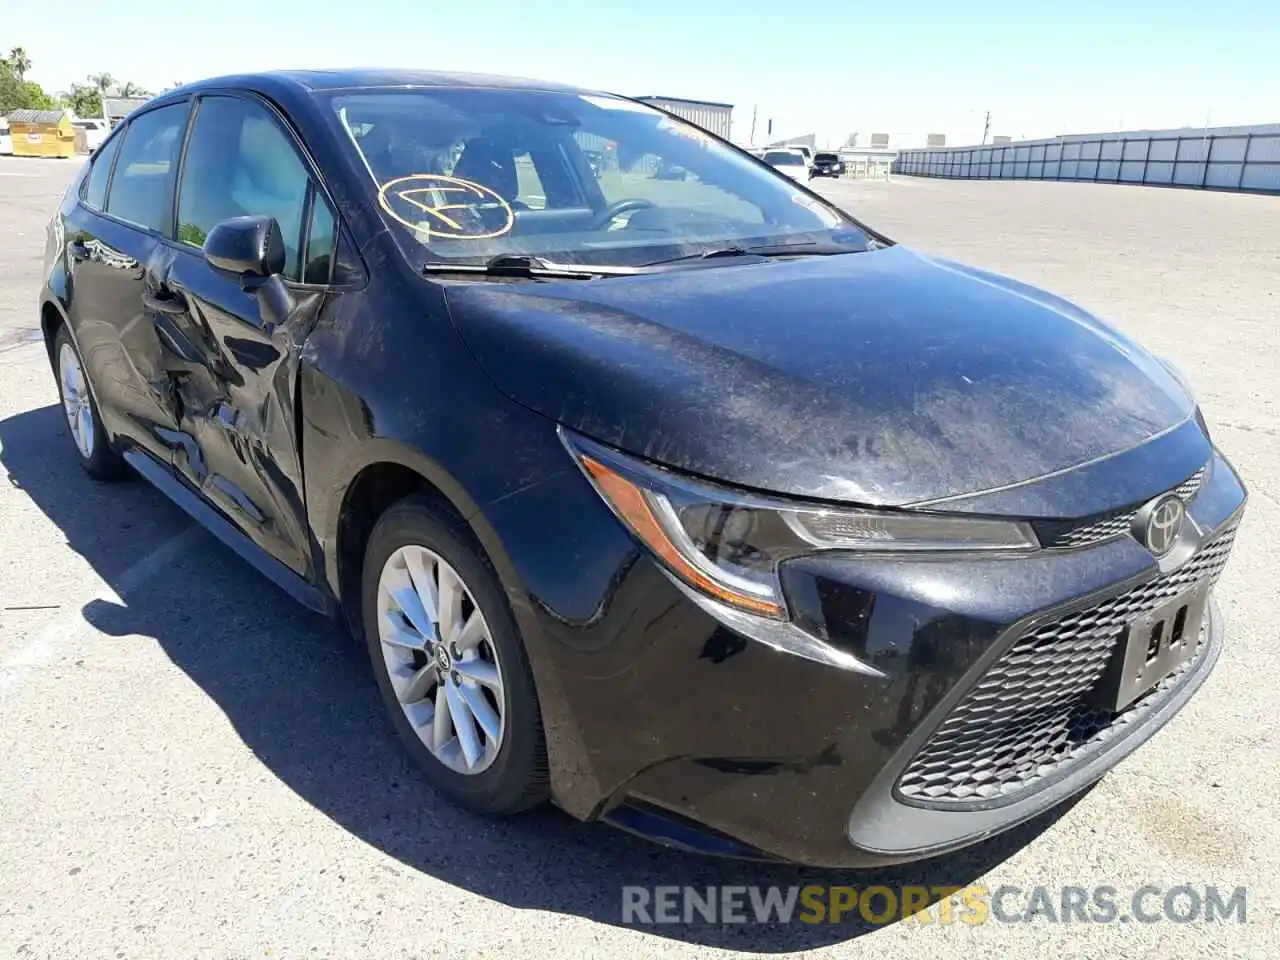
left=635, top=96, right=733, bottom=140
left=102, top=97, right=151, bottom=127
left=767, top=133, right=816, bottom=149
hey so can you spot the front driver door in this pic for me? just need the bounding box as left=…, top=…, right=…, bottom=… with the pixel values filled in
left=144, top=93, right=338, bottom=576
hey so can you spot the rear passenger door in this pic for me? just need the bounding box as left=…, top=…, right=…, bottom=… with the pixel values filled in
left=63, top=102, right=190, bottom=466
left=147, top=93, right=339, bottom=576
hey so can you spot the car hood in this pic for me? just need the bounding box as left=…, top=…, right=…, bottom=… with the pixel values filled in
left=444, top=245, right=1195, bottom=509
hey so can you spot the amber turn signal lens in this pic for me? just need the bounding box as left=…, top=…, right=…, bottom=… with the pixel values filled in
left=580, top=455, right=784, bottom=618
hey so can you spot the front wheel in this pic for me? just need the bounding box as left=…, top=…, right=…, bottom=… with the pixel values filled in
left=53, top=325, right=126, bottom=480
left=361, top=496, right=548, bottom=815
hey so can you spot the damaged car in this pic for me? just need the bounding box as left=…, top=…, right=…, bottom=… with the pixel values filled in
left=40, top=69, right=1246, bottom=866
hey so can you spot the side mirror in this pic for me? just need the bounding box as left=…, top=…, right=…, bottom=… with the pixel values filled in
left=204, top=216, right=285, bottom=284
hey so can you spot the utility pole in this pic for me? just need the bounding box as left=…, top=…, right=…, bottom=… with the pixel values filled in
left=981, top=110, right=991, bottom=145
left=749, top=104, right=757, bottom=147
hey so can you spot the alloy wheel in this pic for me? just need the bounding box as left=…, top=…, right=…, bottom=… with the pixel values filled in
left=375, top=544, right=507, bottom=775
left=58, top=341, right=95, bottom=460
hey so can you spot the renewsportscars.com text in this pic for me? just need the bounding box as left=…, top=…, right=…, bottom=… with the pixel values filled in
left=621, top=884, right=1247, bottom=926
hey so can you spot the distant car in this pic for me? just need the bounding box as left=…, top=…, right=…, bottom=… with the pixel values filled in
left=71, top=118, right=110, bottom=153
left=810, top=152, right=844, bottom=178
left=582, top=149, right=604, bottom=178
left=787, top=144, right=814, bottom=166
left=761, top=149, right=808, bottom=181
left=654, top=159, right=688, bottom=180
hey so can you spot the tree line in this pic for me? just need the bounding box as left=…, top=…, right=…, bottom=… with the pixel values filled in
left=1, top=46, right=175, bottom=118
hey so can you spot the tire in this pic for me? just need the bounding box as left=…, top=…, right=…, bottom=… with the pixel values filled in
left=52, top=325, right=126, bottom=481
left=361, top=495, right=548, bottom=815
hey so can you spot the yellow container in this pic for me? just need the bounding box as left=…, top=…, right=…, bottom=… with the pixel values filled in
left=7, top=109, right=82, bottom=158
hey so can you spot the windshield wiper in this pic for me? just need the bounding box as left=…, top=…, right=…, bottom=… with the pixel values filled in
left=423, top=254, right=644, bottom=280
left=642, top=239, right=867, bottom=267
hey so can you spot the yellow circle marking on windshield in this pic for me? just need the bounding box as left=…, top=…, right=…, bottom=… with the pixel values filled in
left=377, top=174, right=515, bottom=241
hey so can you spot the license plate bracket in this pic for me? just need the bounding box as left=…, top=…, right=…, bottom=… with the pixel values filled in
left=1093, top=585, right=1208, bottom=713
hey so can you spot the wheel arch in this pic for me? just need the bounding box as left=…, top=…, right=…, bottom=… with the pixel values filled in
left=328, top=442, right=520, bottom=642
left=40, top=297, right=68, bottom=367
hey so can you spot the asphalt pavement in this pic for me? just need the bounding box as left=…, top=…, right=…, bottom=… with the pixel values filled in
left=0, top=156, right=1276, bottom=958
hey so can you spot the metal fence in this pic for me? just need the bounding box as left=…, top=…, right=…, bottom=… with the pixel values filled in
left=894, top=123, right=1280, bottom=193
left=838, top=155, right=894, bottom=180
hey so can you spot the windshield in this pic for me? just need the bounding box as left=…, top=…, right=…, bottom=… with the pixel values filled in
left=763, top=151, right=805, bottom=167
left=323, top=88, right=866, bottom=268
left=815, top=153, right=838, bottom=163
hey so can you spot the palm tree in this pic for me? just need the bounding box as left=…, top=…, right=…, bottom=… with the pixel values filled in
left=88, top=72, right=114, bottom=95
left=119, top=81, right=148, bottom=98
left=8, top=47, right=31, bottom=82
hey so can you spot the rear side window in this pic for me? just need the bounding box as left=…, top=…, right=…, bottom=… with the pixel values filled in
left=177, top=96, right=311, bottom=279
left=106, top=104, right=188, bottom=232
left=83, top=134, right=122, bottom=210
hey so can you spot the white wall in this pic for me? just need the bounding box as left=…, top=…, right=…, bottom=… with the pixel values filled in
left=894, top=123, right=1280, bottom=192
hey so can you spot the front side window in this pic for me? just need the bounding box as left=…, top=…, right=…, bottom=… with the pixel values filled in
left=177, top=96, right=311, bottom=279
left=83, top=132, right=123, bottom=209
left=106, top=103, right=187, bottom=232
left=325, top=89, right=864, bottom=269
left=303, top=193, right=336, bottom=284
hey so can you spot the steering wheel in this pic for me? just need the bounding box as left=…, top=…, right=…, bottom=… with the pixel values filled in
left=592, top=198, right=655, bottom=230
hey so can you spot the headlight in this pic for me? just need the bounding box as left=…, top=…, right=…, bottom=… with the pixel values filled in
left=561, top=430, right=1038, bottom=620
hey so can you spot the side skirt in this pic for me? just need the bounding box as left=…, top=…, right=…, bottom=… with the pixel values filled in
left=124, top=449, right=327, bottom=614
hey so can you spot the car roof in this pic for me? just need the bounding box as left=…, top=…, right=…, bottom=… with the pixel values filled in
left=165, top=68, right=596, bottom=98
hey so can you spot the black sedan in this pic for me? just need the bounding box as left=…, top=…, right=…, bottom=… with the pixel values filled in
left=39, top=69, right=1245, bottom=867
left=810, top=151, right=845, bottom=177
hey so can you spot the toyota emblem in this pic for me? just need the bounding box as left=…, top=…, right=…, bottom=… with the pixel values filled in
left=1140, top=495, right=1185, bottom=557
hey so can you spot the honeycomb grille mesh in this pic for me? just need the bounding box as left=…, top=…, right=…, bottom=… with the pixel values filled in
left=1041, top=466, right=1207, bottom=550
left=897, top=522, right=1237, bottom=806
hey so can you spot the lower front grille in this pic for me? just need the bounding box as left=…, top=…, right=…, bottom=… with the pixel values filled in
left=897, top=523, right=1238, bottom=807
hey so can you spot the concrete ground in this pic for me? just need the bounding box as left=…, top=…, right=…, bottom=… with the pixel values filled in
left=0, top=155, right=1276, bottom=959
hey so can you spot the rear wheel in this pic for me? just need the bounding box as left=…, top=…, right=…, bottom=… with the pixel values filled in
left=361, top=496, right=548, bottom=815
left=53, top=326, right=125, bottom=480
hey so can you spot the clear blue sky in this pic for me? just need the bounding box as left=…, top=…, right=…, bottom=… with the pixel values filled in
left=14, top=0, right=1279, bottom=147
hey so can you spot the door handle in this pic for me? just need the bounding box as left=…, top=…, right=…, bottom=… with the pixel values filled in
left=152, top=312, right=205, bottom=366
left=142, top=288, right=187, bottom=315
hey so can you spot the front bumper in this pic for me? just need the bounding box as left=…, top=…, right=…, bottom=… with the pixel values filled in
left=844, top=598, right=1224, bottom=861
left=482, top=448, right=1246, bottom=867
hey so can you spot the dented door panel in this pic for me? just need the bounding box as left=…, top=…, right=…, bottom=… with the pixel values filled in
left=63, top=207, right=184, bottom=466
left=149, top=243, right=320, bottom=575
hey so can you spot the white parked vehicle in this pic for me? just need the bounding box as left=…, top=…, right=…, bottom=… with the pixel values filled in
left=71, top=118, right=111, bottom=152
left=785, top=144, right=814, bottom=166
left=0, top=119, right=11, bottom=155
left=761, top=148, right=809, bottom=181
